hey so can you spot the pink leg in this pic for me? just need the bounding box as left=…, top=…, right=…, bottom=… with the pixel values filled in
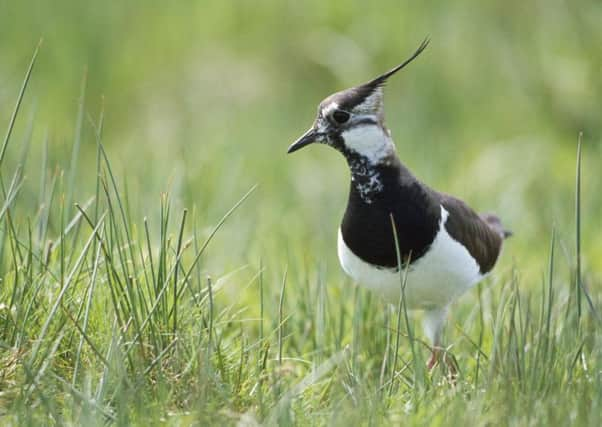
left=427, top=347, right=458, bottom=381
left=427, top=347, right=440, bottom=370
left=423, top=308, right=446, bottom=371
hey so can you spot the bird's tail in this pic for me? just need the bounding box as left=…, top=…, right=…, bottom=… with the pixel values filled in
left=480, top=213, right=512, bottom=239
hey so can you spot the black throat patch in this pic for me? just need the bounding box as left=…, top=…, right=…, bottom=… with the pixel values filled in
left=340, top=157, right=442, bottom=269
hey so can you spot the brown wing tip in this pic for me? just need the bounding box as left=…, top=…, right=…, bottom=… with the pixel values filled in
left=480, top=213, right=512, bottom=240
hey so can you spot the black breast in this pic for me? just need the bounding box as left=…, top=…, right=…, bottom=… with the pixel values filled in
left=340, top=162, right=441, bottom=268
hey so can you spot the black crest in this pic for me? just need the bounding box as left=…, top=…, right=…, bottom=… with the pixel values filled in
left=323, top=38, right=430, bottom=113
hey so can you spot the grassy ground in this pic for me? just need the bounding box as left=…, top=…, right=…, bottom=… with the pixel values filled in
left=1, top=2, right=601, bottom=425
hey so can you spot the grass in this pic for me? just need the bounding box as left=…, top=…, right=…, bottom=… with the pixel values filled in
left=1, top=26, right=602, bottom=427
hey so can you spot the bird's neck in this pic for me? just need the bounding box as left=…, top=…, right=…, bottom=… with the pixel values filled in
left=338, top=125, right=409, bottom=203
left=343, top=149, right=415, bottom=205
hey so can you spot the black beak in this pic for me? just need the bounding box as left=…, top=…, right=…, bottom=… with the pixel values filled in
left=287, top=128, right=321, bottom=154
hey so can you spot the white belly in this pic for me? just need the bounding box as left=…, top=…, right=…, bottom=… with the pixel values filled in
left=337, top=206, right=484, bottom=309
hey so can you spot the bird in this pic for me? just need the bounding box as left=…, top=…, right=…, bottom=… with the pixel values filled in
left=287, top=39, right=510, bottom=372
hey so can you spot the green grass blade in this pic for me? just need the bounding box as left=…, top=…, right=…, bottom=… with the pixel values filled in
left=0, top=39, right=42, bottom=170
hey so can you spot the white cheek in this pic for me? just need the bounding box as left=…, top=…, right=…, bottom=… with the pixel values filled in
left=342, top=125, right=393, bottom=163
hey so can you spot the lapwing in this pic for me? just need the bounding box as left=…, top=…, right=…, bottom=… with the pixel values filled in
left=287, top=39, right=510, bottom=371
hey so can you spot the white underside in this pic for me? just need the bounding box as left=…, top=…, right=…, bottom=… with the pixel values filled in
left=337, top=206, right=484, bottom=311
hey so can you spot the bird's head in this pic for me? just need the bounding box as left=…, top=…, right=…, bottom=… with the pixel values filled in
left=288, top=39, right=429, bottom=165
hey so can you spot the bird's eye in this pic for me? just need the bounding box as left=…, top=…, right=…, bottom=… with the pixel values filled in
left=331, top=110, right=350, bottom=124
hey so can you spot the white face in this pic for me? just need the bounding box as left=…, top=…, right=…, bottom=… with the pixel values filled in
left=315, top=87, right=396, bottom=165
left=314, top=86, right=396, bottom=164
left=341, top=124, right=395, bottom=164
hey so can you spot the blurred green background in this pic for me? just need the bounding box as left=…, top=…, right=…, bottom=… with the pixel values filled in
left=1, top=0, right=601, bottom=287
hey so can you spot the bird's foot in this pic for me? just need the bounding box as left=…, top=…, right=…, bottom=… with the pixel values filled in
left=427, top=347, right=440, bottom=370
left=427, top=347, right=458, bottom=383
